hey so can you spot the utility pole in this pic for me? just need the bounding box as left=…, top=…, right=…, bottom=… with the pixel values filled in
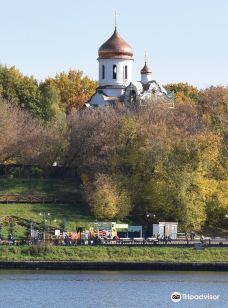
left=225, top=214, right=228, bottom=240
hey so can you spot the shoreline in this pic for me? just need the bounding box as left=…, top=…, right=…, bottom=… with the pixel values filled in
left=0, top=261, right=228, bottom=271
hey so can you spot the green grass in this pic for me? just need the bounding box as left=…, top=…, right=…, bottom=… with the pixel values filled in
left=0, top=178, right=227, bottom=263
left=0, top=203, right=94, bottom=239
left=0, top=178, right=93, bottom=239
left=0, top=177, right=80, bottom=199
left=0, top=246, right=228, bottom=262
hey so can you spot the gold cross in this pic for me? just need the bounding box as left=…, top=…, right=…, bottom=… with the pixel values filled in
left=114, top=11, right=119, bottom=29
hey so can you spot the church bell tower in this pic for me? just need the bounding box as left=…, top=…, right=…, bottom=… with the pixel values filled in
left=97, top=20, right=134, bottom=97
left=140, top=54, right=152, bottom=85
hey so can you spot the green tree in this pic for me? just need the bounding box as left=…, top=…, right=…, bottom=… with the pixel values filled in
left=0, top=65, right=42, bottom=117
left=39, top=80, right=63, bottom=121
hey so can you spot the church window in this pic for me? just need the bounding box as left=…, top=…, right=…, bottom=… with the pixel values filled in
left=125, top=66, right=128, bottom=79
left=102, top=65, right=105, bottom=79
left=113, top=65, right=117, bottom=79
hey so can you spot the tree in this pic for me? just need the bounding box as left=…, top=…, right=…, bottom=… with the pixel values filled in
left=0, top=65, right=42, bottom=117
left=65, top=107, right=121, bottom=171
left=0, top=65, right=98, bottom=119
left=52, top=70, right=97, bottom=114
left=198, top=86, right=228, bottom=127
left=39, top=80, right=63, bottom=121
left=60, top=217, right=68, bottom=232
left=0, top=97, right=67, bottom=165
left=86, top=174, right=131, bottom=220
left=164, top=83, right=199, bottom=104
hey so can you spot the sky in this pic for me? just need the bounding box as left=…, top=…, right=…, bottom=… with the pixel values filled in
left=0, top=0, right=228, bottom=89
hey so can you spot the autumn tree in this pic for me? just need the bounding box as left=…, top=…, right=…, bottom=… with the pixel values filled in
left=64, top=107, right=123, bottom=171
left=86, top=174, right=131, bottom=220
left=51, top=70, right=97, bottom=114
left=0, top=98, right=67, bottom=165
left=0, top=65, right=98, bottom=119
left=164, top=83, right=199, bottom=104
left=0, top=63, right=227, bottom=233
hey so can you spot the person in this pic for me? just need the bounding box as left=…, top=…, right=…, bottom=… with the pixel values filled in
left=185, top=232, right=189, bottom=244
left=200, top=235, right=204, bottom=243
left=193, top=231, right=195, bottom=240
left=191, top=230, right=196, bottom=241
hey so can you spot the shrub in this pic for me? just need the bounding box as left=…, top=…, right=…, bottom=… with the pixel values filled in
left=22, top=244, right=52, bottom=256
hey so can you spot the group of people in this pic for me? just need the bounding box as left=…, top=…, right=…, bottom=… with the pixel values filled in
left=155, top=233, right=172, bottom=242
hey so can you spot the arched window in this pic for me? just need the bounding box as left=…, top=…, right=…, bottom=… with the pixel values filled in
left=113, top=65, right=117, bottom=79
left=102, top=65, right=105, bottom=79
left=125, top=66, right=128, bottom=79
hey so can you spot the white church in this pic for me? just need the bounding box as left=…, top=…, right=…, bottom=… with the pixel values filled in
left=87, top=24, right=173, bottom=107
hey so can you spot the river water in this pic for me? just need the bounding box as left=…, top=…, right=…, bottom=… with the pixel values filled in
left=0, top=271, right=227, bottom=308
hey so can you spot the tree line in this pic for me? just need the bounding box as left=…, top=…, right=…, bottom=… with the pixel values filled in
left=0, top=64, right=227, bottom=233
left=0, top=64, right=97, bottom=119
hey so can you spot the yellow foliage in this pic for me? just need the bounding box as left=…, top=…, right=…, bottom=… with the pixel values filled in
left=81, top=173, right=89, bottom=185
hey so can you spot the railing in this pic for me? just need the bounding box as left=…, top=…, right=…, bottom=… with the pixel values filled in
left=0, top=194, right=75, bottom=204
left=2, top=238, right=228, bottom=247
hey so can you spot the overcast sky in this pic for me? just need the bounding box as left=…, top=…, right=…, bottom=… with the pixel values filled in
left=0, top=0, right=227, bottom=88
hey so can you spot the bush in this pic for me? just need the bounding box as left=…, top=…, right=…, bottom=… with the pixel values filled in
left=8, top=167, right=29, bottom=178
left=22, top=244, right=52, bottom=256
left=30, top=167, right=43, bottom=178
left=7, top=166, right=43, bottom=178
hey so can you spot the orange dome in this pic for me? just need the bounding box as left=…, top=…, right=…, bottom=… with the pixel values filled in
left=98, top=28, right=133, bottom=60
left=140, top=62, right=152, bottom=74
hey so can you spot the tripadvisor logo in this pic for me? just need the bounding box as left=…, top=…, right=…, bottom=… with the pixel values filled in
left=171, top=292, right=181, bottom=303
left=171, top=292, right=220, bottom=302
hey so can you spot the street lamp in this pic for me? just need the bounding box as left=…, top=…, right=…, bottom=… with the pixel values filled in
left=225, top=214, right=228, bottom=240
left=8, top=218, right=14, bottom=241
left=145, top=213, right=156, bottom=237
left=39, top=212, right=53, bottom=242
left=0, top=222, right=2, bottom=240
left=29, top=219, right=33, bottom=238
left=60, top=217, right=67, bottom=234
left=146, top=213, right=156, bottom=219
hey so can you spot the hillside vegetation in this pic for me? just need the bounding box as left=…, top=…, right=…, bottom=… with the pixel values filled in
left=0, top=64, right=227, bottom=234
left=0, top=202, right=92, bottom=239
left=0, top=246, right=228, bottom=262
left=0, top=178, right=79, bottom=196
left=0, top=178, right=93, bottom=239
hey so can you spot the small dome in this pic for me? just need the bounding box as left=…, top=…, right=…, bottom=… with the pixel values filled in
left=141, top=62, right=152, bottom=74
left=98, top=28, right=133, bottom=60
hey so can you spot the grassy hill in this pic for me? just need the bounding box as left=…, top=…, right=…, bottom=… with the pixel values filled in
left=0, top=178, right=94, bottom=239
left=0, top=203, right=94, bottom=239
left=0, top=178, right=81, bottom=199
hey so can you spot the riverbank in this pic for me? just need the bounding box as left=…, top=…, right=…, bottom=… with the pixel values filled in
left=0, top=261, right=228, bottom=271
left=1, top=245, right=228, bottom=263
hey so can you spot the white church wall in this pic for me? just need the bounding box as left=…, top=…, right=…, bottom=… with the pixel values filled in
left=141, top=73, right=152, bottom=85
left=89, top=92, right=106, bottom=106
left=98, top=58, right=133, bottom=87
left=102, top=87, right=125, bottom=97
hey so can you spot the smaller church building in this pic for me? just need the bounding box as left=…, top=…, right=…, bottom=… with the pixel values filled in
left=87, top=25, right=172, bottom=107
